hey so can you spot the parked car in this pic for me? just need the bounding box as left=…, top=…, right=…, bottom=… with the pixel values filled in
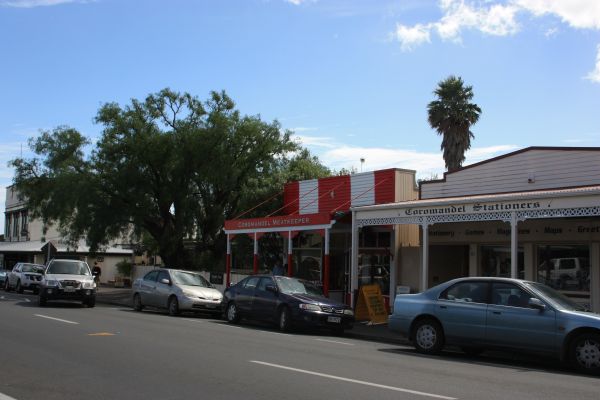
left=223, top=275, right=354, bottom=334
left=538, top=257, right=590, bottom=290
left=38, top=259, right=97, bottom=307
left=389, top=277, right=600, bottom=374
left=132, top=268, right=223, bottom=317
left=0, top=270, right=8, bottom=287
left=4, top=263, right=45, bottom=294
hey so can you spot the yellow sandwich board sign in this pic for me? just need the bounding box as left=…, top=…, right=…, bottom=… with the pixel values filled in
left=355, top=284, right=388, bottom=325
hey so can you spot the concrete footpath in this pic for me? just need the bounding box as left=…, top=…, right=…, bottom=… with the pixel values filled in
left=96, top=286, right=409, bottom=345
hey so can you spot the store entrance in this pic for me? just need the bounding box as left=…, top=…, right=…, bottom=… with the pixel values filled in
left=428, top=245, right=470, bottom=287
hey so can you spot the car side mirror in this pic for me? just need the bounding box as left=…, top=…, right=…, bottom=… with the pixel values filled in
left=266, top=285, right=278, bottom=294
left=528, top=298, right=546, bottom=311
left=160, top=278, right=171, bottom=285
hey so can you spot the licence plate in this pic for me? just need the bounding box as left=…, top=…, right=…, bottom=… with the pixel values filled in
left=64, top=286, right=75, bottom=292
left=327, top=316, right=341, bottom=323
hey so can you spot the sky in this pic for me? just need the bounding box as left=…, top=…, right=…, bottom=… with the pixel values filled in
left=1, top=0, right=599, bottom=231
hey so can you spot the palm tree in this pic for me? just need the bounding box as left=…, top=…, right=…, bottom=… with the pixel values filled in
left=427, top=76, right=482, bottom=171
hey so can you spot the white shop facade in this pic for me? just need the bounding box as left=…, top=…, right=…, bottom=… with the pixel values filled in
left=350, top=147, right=600, bottom=312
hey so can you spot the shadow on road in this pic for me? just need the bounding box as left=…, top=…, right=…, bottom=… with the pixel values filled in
left=377, top=346, right=599, bottom=379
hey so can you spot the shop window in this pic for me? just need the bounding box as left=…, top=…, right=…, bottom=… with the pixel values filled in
left=358, top=253, right=390, bottom=295
left=480, top=246, right=524, bottom=279
left=536, top=245, right=590, bottom=293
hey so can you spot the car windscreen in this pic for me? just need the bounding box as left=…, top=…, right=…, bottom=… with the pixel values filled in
left=21, top=264, right=44, bottom=273
left=526, top=282, right=587, bottom=311
left=171, top=271, right=212, bottom=288
left=275, top=277, right=322, bottom=296
left=46, top=261, right=91, bottom=276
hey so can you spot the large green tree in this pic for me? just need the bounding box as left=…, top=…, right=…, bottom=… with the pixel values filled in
left=427, top=76, right=482, bottom=171
left=11, top=89, right=329, bottom=269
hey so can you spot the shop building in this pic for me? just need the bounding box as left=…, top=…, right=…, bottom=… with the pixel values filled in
left=0, top=186, right=133, bottom=283
left=352, top=147, right=600, bottom=311
left=224, top=169, right=420, bottom=306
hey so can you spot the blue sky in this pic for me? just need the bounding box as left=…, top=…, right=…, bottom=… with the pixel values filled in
left=1, top=0, right=599, bottom=231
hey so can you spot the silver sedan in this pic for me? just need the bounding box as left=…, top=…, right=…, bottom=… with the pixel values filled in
left=132, top=268, right=223, bottom=317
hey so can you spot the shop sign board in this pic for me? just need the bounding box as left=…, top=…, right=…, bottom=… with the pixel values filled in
left=225, top=212, right=332, bottom=232
left=355, top=284, right=388, bottom=325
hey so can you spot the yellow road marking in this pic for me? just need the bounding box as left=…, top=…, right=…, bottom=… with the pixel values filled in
left=88, top=332, right=115, bottom=336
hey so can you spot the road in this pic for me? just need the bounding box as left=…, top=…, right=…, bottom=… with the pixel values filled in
left=0, top=292, right=598, bottom=400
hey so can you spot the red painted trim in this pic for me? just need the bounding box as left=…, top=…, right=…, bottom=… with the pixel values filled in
left=323, top=254, right=330, bottom=297
left=283, top=181, right=300, bottom=215
left=225, top=254, right=231, bottom=288
left=287, top=254, right=293, bottom=277
left=253, top=254, right=258, bottom=275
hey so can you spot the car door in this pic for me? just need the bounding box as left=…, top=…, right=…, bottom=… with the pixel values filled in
left=153, top=270, right=173, bottom=309
left=139, top=271, right=159, bottom=306
left=485, top=282, right=557, bottom=353
left=436, top=281, right=489, bottom=345
left=253, top=277, right=279, bottom=321
left=236, top=276, right=260, bottom=315
left=9, top=264, right=21, bottom=287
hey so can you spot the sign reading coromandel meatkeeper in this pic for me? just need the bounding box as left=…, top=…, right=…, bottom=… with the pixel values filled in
left=225, top=212, right=332, bottom=231
left=403, top=200, right=550, bottom=217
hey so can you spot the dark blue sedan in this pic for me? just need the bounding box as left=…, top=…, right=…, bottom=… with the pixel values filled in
left=223, top=275, right=354, bottom=334
left=389, top=277, right=600, bottom=374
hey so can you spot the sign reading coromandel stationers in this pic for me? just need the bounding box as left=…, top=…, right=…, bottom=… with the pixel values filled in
left=403, top=200, right=550, bottom=217
left=225, top=212, right=332, bottom=232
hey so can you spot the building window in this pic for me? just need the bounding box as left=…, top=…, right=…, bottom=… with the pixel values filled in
left=536, top=245, right=590, bottom=294
left=13, top=213, right=19, bottom=238
left=21, top=210, right=28, bottom=236
left=4, top=214, right=9, bottom=238
left=480, top=245, right=524, bottom=279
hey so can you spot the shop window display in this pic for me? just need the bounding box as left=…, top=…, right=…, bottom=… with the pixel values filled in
left=536, top=245, right=590, bottom=293
left=480, top=246, right=524, bottom=279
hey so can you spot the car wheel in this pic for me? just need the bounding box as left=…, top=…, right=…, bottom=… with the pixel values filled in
left=38, top=295, right=47, bottom=307
left=33, top=288, right=39, bottom=295
left=85, top=297, right=96, bottom=308
left=278, top=306, right=291, bottom=332
left=133, top=293, right=144, bottom=312
left=413, top=319, right=444, bottom=355
left=16, top=280, right=23, bottom=294
left=571, top=333, right=600, bottom=374
left=461, top=346, right=484, bottom=357
left=226, top=302, right=240, bottom=323
left=168, top=296, right=180, bottom=316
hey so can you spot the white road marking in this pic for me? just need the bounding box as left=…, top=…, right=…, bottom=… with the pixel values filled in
left=314, top=338, right=354, bottom=346
left=34, top=314, right=79, bottom=325
left=24, top=298, right=30, bottom=303
left=250, top=361, right=457, bottom=400
left=0, top=391, right=18, bottom=400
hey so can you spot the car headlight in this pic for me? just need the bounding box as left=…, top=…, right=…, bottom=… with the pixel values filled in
left=299, top=303, right=321, bottom=312
left=82, top=281, right=96, bottom=289
left=45, top=280, right=59, bottom=287
left=343, top=309, right=354, bottom=316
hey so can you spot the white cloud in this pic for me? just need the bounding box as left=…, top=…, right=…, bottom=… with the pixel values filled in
left=292, top=134, right=337, bottom=149
left=296, top=137, right=517, bottom=179
left=585, top=44, right=600, bottom=83
left=391, top=0, right=600, bottom=83
left=516, top=0, right=600, bottom=29
left=0, top=0, right=87, bottom=7
left=393, top=23, right=431, bottom=51
left=435, top=0, right=520, bottom=42
left=285, top=0, right=316, bottom=6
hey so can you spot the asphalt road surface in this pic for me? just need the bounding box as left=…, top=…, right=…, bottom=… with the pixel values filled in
left=1, top=292, right=598, bottom=400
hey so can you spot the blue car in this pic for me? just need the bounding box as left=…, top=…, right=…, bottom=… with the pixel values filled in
left=389, top=277, right=600, bottom=374
left=224, top=275, right=354, bottom=334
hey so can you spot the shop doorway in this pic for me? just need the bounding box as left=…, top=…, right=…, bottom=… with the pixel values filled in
left=428, top=245, right=470, bottom=287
